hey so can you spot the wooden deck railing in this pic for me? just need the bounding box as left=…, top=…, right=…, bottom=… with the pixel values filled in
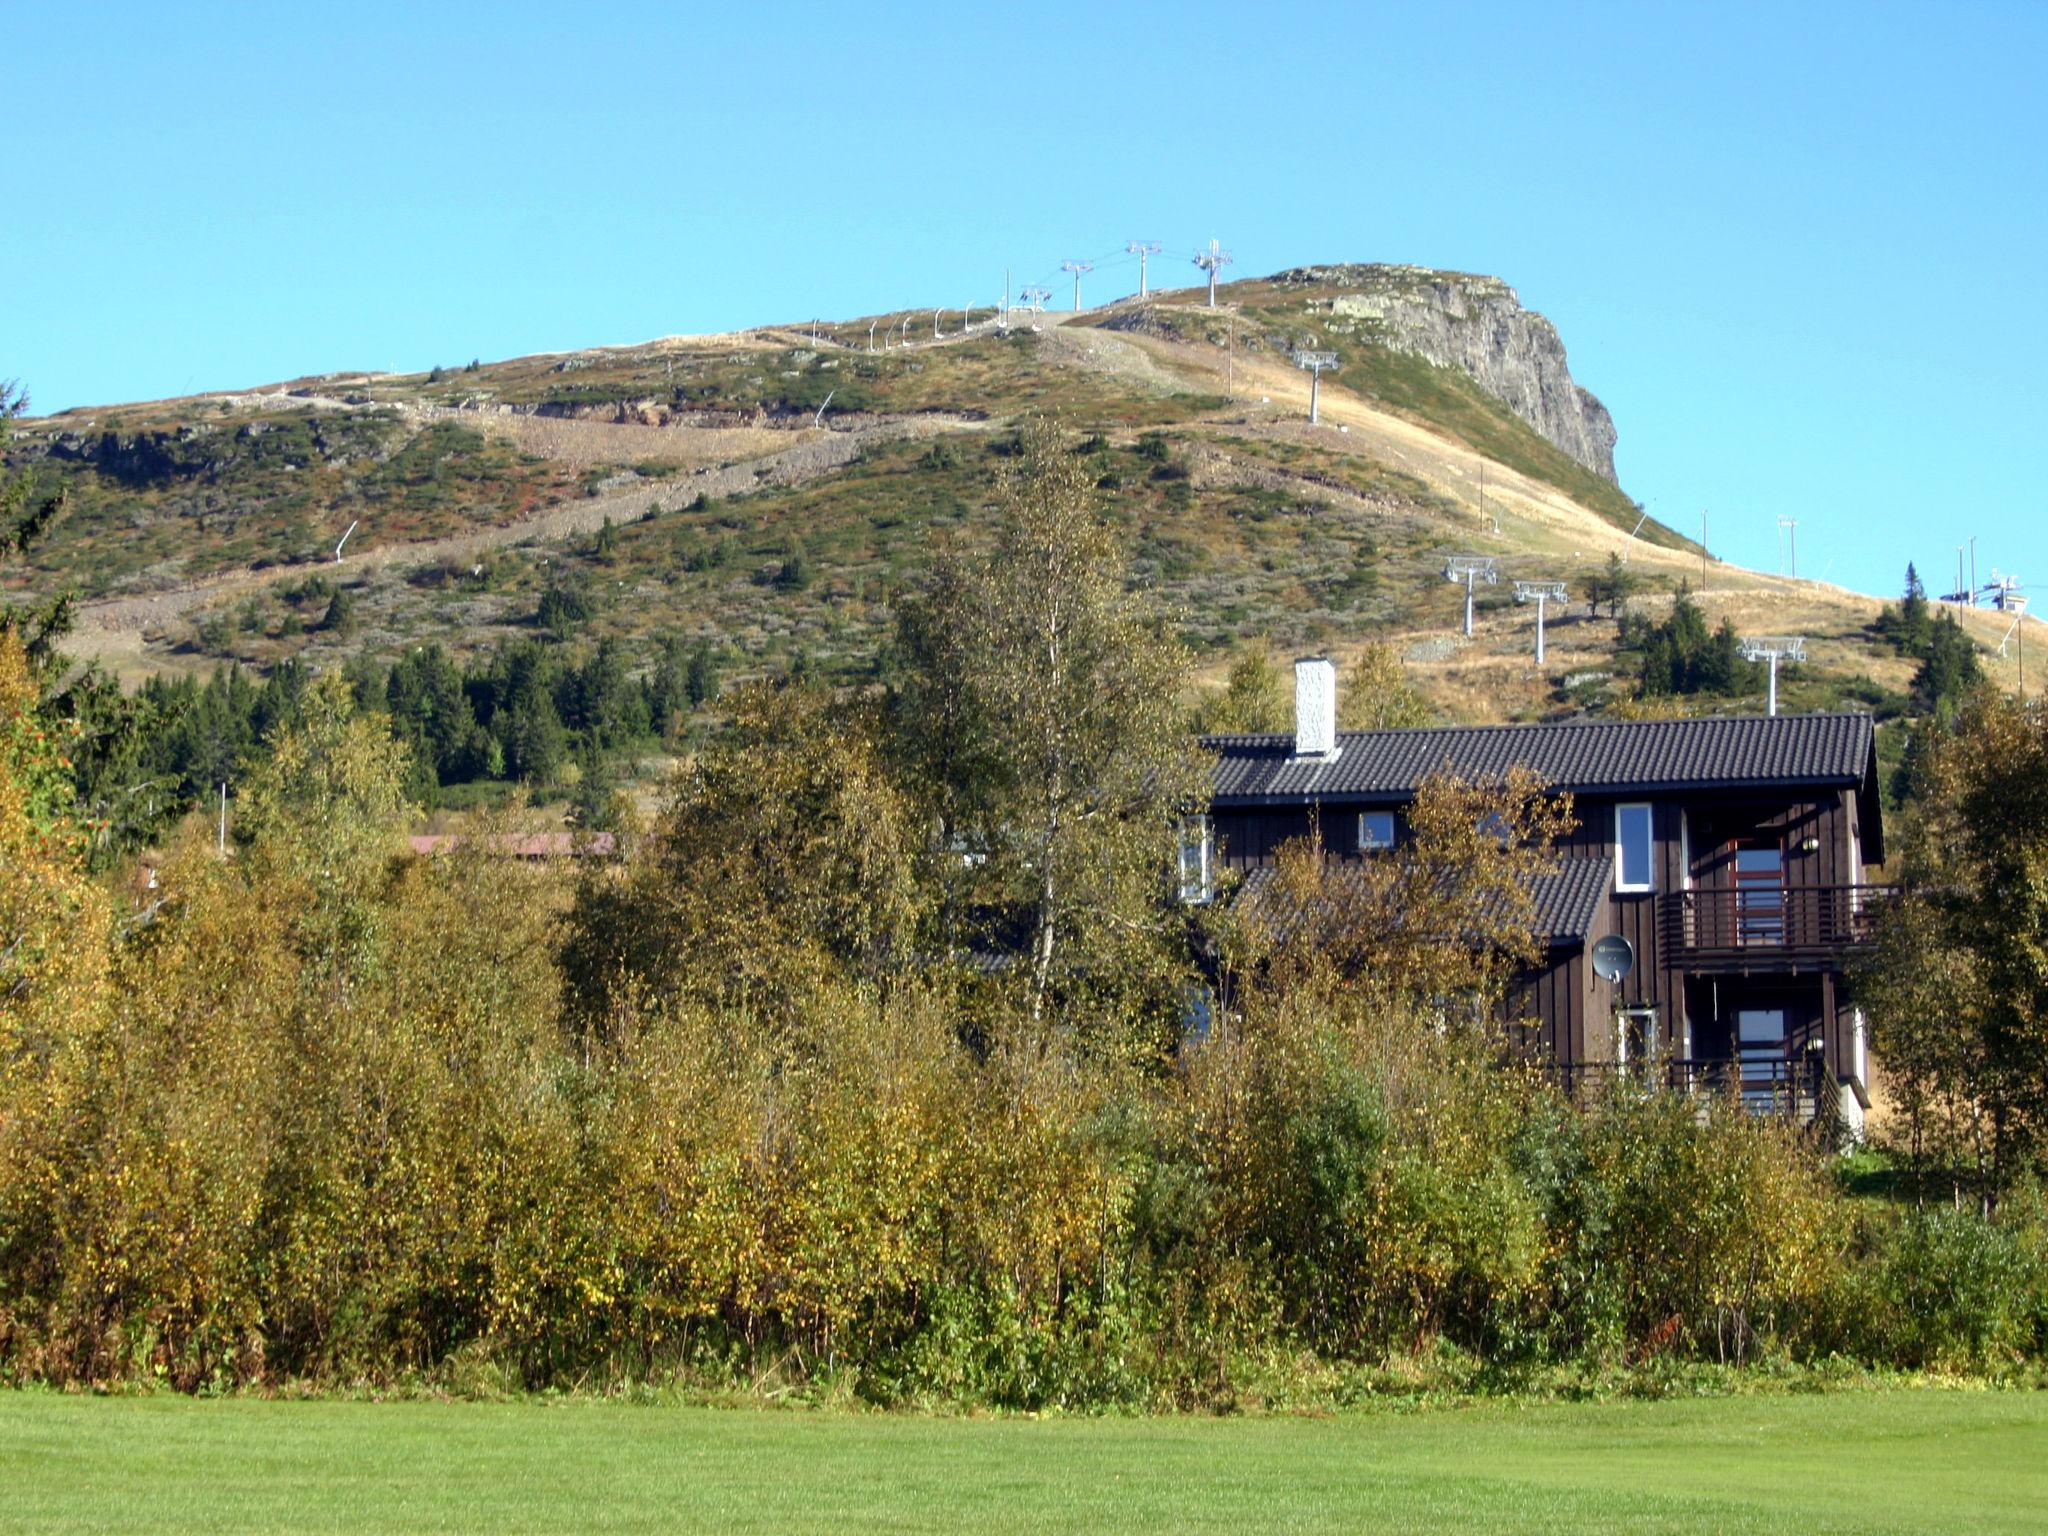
left=1553, top=1055, right=1833, bottom=1122
left=1660, top=884, right=1896, bottom=969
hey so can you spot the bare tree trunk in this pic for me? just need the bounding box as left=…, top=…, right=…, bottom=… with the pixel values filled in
left=1029, top=864, right=1056, bottom=1044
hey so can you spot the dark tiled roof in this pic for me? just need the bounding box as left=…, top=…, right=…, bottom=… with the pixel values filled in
left=1237, top=854, right=1613, bottom=946
left=1525, top=857, right=1614, bottom=943
left=1207, top=713, right=1876, bottom=803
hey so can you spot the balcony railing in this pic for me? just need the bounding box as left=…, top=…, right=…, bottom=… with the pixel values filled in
left=1660, top=884, right=1895, bottom=970
left=1554, top=1055, right=1833, bottom=1122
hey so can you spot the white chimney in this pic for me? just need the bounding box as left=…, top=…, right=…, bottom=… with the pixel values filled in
left=1294, top=656, right=1336, bottom=757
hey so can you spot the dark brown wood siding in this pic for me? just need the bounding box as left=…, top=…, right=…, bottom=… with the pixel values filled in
left=1212, top=807, right=1324, bottom=870
left=1513, top=948, right=1587, bottom=1064
left=1214, top=785, right=1863, bottom=1080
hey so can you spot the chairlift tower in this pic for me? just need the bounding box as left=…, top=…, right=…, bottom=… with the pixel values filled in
left=1444, top=554, right=1499, bottom=639
left=1990, top=573, right=2029, bottom=682
left=1947, top=539, right=1983, bottom=607
left=1777, top=515, right=1799, bottom=579
left=1126, top=239, right=1162, bottom=297
left=1061, top=260, right=1094, bottom=312
left=1292, top=350, right=1338, bottom=424
left=1018, top=285, right=1052, bottom=315
left=1738, top=636, right=1807, bottom=716
left=1998, top=597, right=2030, bottom=654
left=1983, top=569, right=2025, bottom=611
left=1513, top=580, right=1569, bottom=665
left=1193, top=239, right=1234, bottom=307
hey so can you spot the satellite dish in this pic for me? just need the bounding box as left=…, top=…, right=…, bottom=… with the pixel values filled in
left=1591, top=934, right=1635, bottom=984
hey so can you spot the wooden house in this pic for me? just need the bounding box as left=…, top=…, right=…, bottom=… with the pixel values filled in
left=1195, top=658, right=1888, bottom=1135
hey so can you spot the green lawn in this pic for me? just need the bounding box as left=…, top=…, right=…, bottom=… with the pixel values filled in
left=2, top=1390, right=2042, bottom=1533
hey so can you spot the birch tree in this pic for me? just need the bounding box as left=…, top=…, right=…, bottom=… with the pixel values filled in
left=893, top=419, right=1206, bottom=1051
left=1861, top=691, right=2048, bottom=1206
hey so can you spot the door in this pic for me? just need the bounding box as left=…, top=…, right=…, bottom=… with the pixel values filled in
left=1735, top=1007, right=1789, bottom=1111
left=1733, top=839, right=1786, bottom=946
left=1616, top=1006, right=1663, bottom=1087
left=1616, top=1007, right=1660, bottom=1063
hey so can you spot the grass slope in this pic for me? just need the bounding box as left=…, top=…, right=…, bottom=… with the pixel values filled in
left=2, top=1391, right=2043, bottom=1534
left=18, top=271, right=2039, bottom=732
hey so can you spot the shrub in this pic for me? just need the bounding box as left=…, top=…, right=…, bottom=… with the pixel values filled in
left=194, top=612, right=234, bottom=652
left=1566, top=1087, right=1839, bottom=1364
left=536, top=578, right=594, bottom=639
left=776, top=538, right=812, bottom=592
left=319, top=587, right=357, bottom=636
left=1852, top=1206, right=2044, bottom=1367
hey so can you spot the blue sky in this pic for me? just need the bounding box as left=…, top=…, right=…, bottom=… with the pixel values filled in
left=6, top=1, right=2042, bottom=599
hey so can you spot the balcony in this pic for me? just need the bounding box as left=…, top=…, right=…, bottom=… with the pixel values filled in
left=1555, top=1055, right=1834, bottom=1123
left=1660, top=884, right=1896, bottom=974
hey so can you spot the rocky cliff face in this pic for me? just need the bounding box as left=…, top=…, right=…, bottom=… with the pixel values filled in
left=1272, top=264, right=1619, bottom=483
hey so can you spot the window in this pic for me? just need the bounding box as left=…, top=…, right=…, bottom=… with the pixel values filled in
left=1177, top=816, right=1214, bottom=905
left=1357, top=810, right=1396, bottom=851
left=1614, top=802, right=1654, bottom=892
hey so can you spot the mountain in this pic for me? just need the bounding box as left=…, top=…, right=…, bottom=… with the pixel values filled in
left=4, top=265, right=2029, bottom=776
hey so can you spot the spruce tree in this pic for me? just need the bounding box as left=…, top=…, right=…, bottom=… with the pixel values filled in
left=1900, top=563, right=1934, bottom=653
left=570, top=741, right=619, bottom=830
left=1910, top=612, right=1984, bottom=719
left=507, top=690, right=567, bottom=786
left=686, top=644, right=719, bottom=707
left=320, top=587, right=357, bottom=637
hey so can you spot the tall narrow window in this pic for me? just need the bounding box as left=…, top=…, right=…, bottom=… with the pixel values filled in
left=1614, top=802, right=1654, bottom=892
left=1734, top=843, right=1785, bottom=944
left=1177, top=816, right=1214, bottom=905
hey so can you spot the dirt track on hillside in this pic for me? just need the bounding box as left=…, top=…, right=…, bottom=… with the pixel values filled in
left=63, top=412, right=973, bottom=665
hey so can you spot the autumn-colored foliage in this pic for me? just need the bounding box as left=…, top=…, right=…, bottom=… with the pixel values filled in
left=3, top=416, right=2044, bottom=1400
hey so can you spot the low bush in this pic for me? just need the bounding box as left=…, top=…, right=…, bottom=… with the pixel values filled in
left=1829, top=1203, right=2047, bottom=1368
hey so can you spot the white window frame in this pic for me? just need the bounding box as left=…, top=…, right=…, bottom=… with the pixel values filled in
left=1615, top=1005, right=1661, bottom=1066
left=1614, top=802, right=1655, bottom=893
left=1178, top=815, right=1215, bottom=905
left=1357, top=809, right=1396, bottom=852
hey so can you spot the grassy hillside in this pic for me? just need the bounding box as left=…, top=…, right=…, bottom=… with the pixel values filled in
left=5, top=408, right=578, bottom=596
left=1092, top=275, right=1663, bottom=541
left=8, top=268, right=2036, bottom=781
